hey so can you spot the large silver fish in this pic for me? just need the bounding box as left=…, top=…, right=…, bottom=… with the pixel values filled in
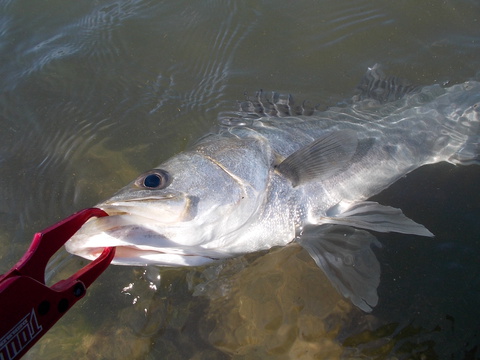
left=66, top=65, right=480, bottom=311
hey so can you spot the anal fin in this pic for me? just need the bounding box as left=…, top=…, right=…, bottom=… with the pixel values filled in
left=322, top=201, right=434, bottom=237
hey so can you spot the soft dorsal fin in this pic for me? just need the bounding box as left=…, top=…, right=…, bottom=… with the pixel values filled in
left=353, top=64, right=419, bottom=103
left=276, top=130, right=358, bottom=187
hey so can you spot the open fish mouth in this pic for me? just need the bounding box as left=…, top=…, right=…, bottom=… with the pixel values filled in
left=65, top=212, right=225, bottom=267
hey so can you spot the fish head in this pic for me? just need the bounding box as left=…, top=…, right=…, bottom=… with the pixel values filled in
left=66, top=150, right=269, bottom=266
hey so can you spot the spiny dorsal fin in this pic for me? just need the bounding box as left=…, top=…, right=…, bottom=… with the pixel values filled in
left=353, top=64, right=419, bottom=103
left=218, top=91, right=316, bottom=125
left=242, top=90, right=316, bottom=117
left=276, top=130, right=358, bottom=187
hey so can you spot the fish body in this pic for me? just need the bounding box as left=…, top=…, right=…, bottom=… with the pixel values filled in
left=66, top=66, right=480, bottom=311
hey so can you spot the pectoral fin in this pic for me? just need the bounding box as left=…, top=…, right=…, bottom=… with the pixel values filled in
left=322, top=201, right=433, bottom=236
left=276, top=130, right=358, bottom=187
left=297, top=224, right=381, bottom=312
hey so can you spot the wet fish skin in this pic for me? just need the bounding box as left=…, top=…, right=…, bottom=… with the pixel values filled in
left=66, top=65, right=480, bottom=311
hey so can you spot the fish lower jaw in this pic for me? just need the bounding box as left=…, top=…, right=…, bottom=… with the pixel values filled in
left=76, top=245, right=218, bottom=267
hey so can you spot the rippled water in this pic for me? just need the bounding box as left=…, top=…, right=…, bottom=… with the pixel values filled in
left=1, top=0, right=479, bottom=359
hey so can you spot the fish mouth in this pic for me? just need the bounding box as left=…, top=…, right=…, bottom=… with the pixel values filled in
left=65, top=212, right=224, bottom=267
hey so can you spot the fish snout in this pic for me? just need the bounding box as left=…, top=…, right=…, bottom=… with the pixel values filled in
left=99, top=193, right=198, bottom=224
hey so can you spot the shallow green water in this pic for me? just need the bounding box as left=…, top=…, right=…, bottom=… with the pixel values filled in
left=1, top=0, right=479, bottom=358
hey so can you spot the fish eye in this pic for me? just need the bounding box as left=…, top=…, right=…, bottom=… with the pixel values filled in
left=136, top=169, right=171, bottom=189
left=144, top=174, right=161, bottom=188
